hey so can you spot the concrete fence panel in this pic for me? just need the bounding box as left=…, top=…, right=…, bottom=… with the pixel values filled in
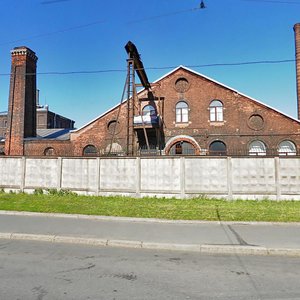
left=61, top=158, right=98, bottom=192
left=99, top=158, right=137, bottom=192
left=279, top=158, right=300, bottom=196
left=185, top=158, right=228, bottom=195
left=141, top=158, right=181, bottom=194
left=0, top=157, right=23, bottom=188
left=231, top=158, right=276, bottom=197
left=25, top=158, right=59, bottom=189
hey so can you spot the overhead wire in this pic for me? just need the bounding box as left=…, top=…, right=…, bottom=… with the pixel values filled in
left=1, top=0, right=299, bottom=47
left=0, top=1, right=296, bottom=77
left=0, top=19, right=105, bottom=46
left=0, top=4, right=204, bottom=46
left=126, top=6, right=202, bottom=25
left=241, top=0, right=300, bottom=4
left=0, top=59, right=295, bottom=77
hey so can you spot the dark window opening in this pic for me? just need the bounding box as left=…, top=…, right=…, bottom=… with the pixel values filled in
left=209, top=141, right=227, bottom=156
left=83, top=145, right=97, bottom=157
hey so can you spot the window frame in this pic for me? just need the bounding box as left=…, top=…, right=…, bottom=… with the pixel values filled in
left=209, top=100, right=224, bottom=122
left=175, top=101, right=189, bottom=123
left=142, top=105, right=156, bottom=116
left=278, top=140, right=297, bottom=156
left=249, top=140, right=267, bottom=156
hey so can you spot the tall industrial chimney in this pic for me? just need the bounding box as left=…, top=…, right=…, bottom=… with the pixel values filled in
left=294, top=23, right=300, bottom=120
left=5, top=47, right=38, bottom=156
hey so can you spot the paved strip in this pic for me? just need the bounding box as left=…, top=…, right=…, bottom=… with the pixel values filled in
left=1, top=210, right=300, bottom=226
left=0, top=232, right=300, bottom=257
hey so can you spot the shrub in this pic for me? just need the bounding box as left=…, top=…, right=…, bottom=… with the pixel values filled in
left=34, top=188, right=44, bottom=195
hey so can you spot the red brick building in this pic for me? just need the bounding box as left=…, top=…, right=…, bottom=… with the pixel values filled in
left=1, top=23, right=300, bottom=157
left=0, top=105, right=74, bottom=138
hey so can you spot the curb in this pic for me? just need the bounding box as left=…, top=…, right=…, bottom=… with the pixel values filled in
left=1, top=232, right=300, bottom=257
left=1, top=210, right=300, bottom=226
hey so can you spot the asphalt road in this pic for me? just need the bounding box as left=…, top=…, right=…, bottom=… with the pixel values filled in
left=0, top=240, right=300, bottom=300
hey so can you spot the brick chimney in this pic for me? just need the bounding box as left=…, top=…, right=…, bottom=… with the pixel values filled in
left=5, top=47, right=38, bottom=156
left=294, top=23, right=300, bottom=120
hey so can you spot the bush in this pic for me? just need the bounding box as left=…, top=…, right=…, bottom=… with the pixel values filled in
left=34, top=188, right=44, bottom=195
left=46, top=188, right=77, bottom=196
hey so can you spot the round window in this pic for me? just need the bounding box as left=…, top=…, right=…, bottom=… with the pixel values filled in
left=107, top=120, right=120, bottom=135
left=175, top=78, right=190, bottom=93
left=248, top=114, right=264, bottom=130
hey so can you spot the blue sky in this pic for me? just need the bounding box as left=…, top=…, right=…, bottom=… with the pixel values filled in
left=0, top=0, right=299, bottom=128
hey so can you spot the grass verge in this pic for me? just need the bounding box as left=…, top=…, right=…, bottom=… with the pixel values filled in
left=0, top=191, right=299, bottom=222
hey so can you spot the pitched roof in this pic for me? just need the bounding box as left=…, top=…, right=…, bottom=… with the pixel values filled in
left=73, top=65, right=300, bottom=132
left=1, top=129, right=71, bottom=142
left=36, top=128, right=71, bottom=140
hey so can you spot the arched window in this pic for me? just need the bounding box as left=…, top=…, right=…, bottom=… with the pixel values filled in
left=105, top=143, right=123, bottom=156
left=209, top=100, right=223, bottom=122
left=142, top=105, right=156, bottom=116
left=209, top=141, right=227, bottom=156
left=44, top=147, right=56, bottom=156
left=249, top=140, right=266, bottom=156
left=176, top=101, right=189, bottom=123
left=278, top=140, right=296, bottom=156
left=169, top=141, right=196, bottom=155
left=83, top=145, right=97, bottom=157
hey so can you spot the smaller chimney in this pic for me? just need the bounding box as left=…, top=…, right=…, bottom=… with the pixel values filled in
left=294, top=23, right=300, bottom=120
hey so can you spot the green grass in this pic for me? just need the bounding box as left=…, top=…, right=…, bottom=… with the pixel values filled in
left=0, top=191, right=299, bottom=222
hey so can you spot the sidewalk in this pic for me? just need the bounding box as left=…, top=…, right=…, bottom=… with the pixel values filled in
left=0, top=211, right=300, bottom=256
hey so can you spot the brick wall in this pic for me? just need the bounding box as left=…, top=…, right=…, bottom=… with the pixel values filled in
left=150, top=68, right=300, bottom=154
left=64, top=66, right=300, bottom=157
left=24, top=140, right=72, bottom=157
left=70, top=102, right=128, bottom=156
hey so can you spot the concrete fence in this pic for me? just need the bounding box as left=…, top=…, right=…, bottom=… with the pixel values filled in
left=0, top=156, right=300, bottom=200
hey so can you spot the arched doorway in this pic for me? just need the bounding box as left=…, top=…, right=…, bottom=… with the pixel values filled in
left=169, top=141, right=196, bottom=155
left=165, top=136, right=200, bottom=155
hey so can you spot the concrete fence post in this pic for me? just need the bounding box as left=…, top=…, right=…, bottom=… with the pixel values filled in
left=20, top=156, right=26, bottom=192
left=136, top=157, right=141, bottom=197
left=274, top=157, right=281, bottom=200
left=227, top=157, right=233, bottom=200
left=57, top=157, right=62, bottom=191
left=96, top=158, right=101, bottom=196
left=180, top=157, right=185, bottom=199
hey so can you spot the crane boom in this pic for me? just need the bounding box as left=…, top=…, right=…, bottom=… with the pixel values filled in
left=125, top=41, right=151, bottom=90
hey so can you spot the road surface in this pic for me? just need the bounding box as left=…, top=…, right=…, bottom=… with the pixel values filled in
left=0, top=240, right=300, bottom=299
